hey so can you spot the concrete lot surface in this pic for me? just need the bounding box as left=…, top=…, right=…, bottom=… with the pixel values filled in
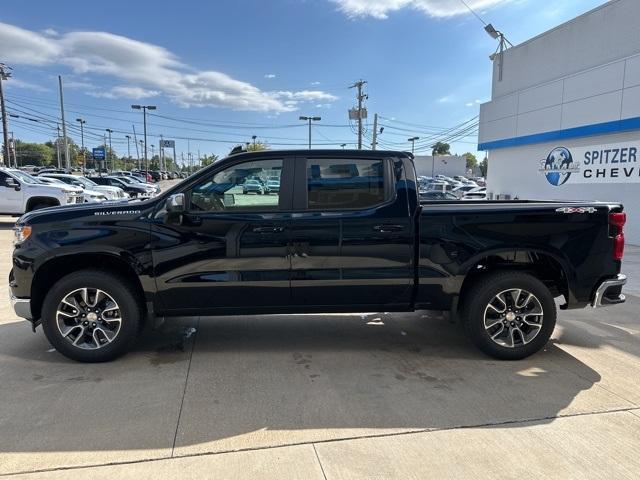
left=0, top=203, right=639, bottom=478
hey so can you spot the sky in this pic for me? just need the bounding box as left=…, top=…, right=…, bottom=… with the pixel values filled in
left=0, top=0, right=606, bottom=163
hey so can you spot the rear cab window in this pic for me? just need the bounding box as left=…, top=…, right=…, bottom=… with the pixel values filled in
left=305, top=158, right=390, bottom=210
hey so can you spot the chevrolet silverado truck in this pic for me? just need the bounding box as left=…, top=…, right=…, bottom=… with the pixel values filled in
left=9, top=150, right=627, bottom=362
left=0, top=168, right=84, bottom=215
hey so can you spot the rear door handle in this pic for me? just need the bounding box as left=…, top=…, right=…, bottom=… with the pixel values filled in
left=373, top=224, right=404, bottom=233
left=253, top=226, right=284, bottom=234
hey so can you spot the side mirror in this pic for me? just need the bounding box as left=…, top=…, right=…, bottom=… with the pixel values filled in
left=166, top=193, right=185, bottom=213
left=5, top=177, right=20, bottom=190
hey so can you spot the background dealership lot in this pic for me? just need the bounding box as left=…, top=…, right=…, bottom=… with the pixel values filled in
left=0, top=187, right=638, bottom=478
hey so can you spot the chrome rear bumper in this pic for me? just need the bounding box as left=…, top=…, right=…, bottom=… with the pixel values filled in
left=591, top=274, right=627, bottom=308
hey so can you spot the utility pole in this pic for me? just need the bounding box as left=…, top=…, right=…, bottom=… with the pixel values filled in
left=76, top=118, right=86, bottom=173
left=159, top=134, right=164, bottom=171
left=56, top=124, right=61, bottom=168
left=10, top=131, right=16, bottom=167
left=106, top=128, right=113, bottom=171
left=252, top=135, right=257, bottom=149
left=349, top=79, right=367, bottom=150
left=125, top=135, right=131, bottom=171
left=0, top=63, right=11, bottom=166
left=58, top=76, right=70, bottom=170
left=371, top=113, right=378, bottom=150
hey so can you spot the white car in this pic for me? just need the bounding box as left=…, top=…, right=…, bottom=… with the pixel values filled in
left=40, top=174, right=127, bottom=201
left=0, top=168, right=83, bottom=215
left=38, top=176, right=107, bottom=203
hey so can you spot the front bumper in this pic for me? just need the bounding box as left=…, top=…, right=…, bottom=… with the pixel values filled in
left=9, top=288, right=32, bottom=320
left=591, top=274, right=627, bottom=308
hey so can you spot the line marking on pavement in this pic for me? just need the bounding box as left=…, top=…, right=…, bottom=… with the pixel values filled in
left=171, top=316, right=200, bottom=457
left=4, top=406, right=640, bottom=477
left=312, top=443, right=328, bottom=480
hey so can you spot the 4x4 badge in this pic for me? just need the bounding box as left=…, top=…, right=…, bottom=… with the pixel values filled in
left=555, top=207, right=597, bottom=214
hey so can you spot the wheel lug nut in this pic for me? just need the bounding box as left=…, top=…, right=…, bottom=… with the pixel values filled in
left=510, top=322, right=516, bottom=327
left=92, top=322, right=97, bottom=327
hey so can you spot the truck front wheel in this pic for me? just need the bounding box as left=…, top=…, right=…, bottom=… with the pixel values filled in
left=461, top=271, right=556, bottom=360
left=41, top=270, right=142, bottom=362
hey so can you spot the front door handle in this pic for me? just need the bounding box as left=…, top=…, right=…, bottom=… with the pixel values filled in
left=373, top=224, right=404, bottom=233
left=253, top=226, right=284, bottom=234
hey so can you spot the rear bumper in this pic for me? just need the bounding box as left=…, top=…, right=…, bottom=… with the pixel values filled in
left=591, top=274, right=627, bottom=308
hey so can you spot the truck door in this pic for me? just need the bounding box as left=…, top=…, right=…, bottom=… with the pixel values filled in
left=289, top=155, right=414, bottom=309
left=0, top=171, right=24, bottom=214
left=151, top=156, right=294, bottom=314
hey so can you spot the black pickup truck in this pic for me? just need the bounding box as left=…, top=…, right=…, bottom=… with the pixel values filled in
left=9, top=150, right=627, bottom=362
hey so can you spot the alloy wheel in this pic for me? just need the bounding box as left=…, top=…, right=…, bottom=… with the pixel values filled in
left=56, top=288, right=122, bottom=350
left=483, top=288, right=544, bottom=348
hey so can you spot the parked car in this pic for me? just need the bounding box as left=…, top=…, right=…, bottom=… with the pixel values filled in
left=242, top=179, right=265, bottom=194
left=38, top=176, right=107, bottom=203
left=9, top=150, right=627, bottom=363
left=419, top=190, right=458, bottom=200
left=114, top=175, right=160, bottom=196
left=88, top=176, right=151, bottom=198
left=0, top=168, right=83, bottom=215
left=39, top=174, right=127, bottom=201
left=265, top=179, right=280, bottom=194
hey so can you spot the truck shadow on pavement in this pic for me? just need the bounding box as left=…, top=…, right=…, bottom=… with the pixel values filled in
left=2, top=307, right=629, bottom=471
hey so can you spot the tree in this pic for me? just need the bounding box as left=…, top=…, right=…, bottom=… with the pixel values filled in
left=479, top=157, right=488, bottom=177
left=463, top=152, right=477, bottom=170
left=200, top=154, right=218, bottom=167
left=431, top=142, right=450, bottom=155
left=14, top=140, right=55, bottom=166
left=247, top=141, right=269, bottom=152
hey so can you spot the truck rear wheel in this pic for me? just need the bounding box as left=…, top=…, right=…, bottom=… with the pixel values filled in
left=41, top=270, right=142, bottom=362
left=461, top=271, right=556, bottom=360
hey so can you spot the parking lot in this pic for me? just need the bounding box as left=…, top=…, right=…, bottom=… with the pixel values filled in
left=1, top=195, right=639, bottom=478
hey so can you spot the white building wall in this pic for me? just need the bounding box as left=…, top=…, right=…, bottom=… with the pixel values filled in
left=478, top=0, right=640, bottom=244
left=486, top=130, right=640, bottom=244
left=413, top=155, right=466, bottom=177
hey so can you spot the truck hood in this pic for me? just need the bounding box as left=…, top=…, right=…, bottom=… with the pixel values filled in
left=18, top=196, right=159, bottom=225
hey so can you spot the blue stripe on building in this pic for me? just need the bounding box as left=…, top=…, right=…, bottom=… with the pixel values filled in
left=478, top=116, right=640, bottom=151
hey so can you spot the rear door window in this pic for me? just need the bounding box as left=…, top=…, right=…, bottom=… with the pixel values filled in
left=306, top=158, right=387, bottom=210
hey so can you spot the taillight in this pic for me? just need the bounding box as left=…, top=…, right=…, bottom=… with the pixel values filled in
left=610, top=212, right=626, bottom=261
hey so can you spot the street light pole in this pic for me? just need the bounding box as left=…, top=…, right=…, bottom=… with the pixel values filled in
left=408, top=136, right=419, bottom=154
left=76, top=118, right=86, bottom=173
left=125, top=135, right=131, bottom=171
left=0, top=63, right=12, bottom=166
left=252, top=135, right=257, bottom=149
left=299, top=116, right=321, bottom=150
left=106, top=129, right=114, bottom=172
left=131, top=104, right=156, bottom=176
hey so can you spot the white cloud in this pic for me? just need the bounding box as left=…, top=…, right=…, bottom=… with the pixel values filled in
left=5, top=78, right=49, bottom=92
left=437, top=94, right=455, bottom=103
left=465, top=99, right=483, bottom=107
left=42, top=28, right=59, bottom=36
left=0, top=22, right=338, bottom=112
left=330, top=0, right=510, bottom=19
left=264, top=73, right=276, bottom=79
left=90, top=85, right=161, bottom=99
left=310, top=81, right=321, bottom=85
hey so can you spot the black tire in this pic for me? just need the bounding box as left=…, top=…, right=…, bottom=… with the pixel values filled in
left=41, top=270, right=142, bottom=362
left=461, top=271, right=556, bottom=360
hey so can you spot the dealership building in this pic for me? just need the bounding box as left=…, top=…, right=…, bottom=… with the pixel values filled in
left=478, top=0, right=640, bottom=244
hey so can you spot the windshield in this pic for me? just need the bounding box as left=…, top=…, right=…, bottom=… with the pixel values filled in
left=73, top=176, right=98, bottom=187
left=11, top=170, right=45, bottom=185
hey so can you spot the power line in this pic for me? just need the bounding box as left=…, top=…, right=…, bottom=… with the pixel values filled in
left=459, top=0, right=488, bottom=26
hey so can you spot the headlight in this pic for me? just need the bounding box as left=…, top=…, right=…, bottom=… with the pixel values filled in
left=13, top=225, right=32, bottom=245
left=91, top=195, right=107, bottom=201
